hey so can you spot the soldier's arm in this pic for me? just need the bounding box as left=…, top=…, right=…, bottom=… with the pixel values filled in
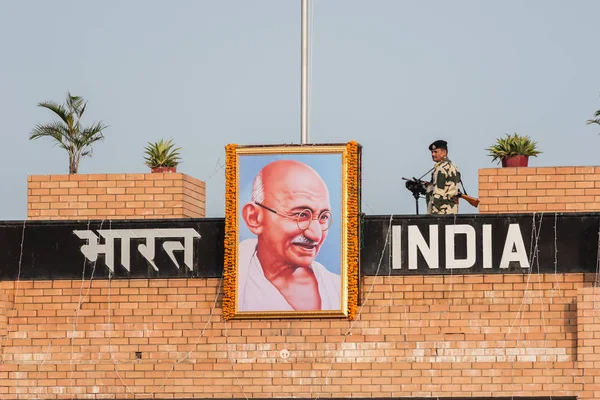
left=425, top=180, right=433, bottom=193
left=431, top=170, right=447, bottom=199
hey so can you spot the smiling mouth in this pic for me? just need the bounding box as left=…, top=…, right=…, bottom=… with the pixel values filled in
left=293, top=243, right=316, bottom=252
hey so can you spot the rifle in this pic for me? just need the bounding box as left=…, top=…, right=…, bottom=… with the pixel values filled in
left=458, top=192, right=480, bottom=208
left=403, top=177, right=480, bottom=210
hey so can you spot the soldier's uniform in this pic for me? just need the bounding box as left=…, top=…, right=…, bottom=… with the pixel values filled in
left=425, top=140, right=461, bottom=215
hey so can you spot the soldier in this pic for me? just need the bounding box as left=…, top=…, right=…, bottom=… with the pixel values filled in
left=424, top=140, right=461, bottom=215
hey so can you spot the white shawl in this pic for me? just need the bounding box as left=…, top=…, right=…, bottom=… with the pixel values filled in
left=237, top=238, right=341, bottom=312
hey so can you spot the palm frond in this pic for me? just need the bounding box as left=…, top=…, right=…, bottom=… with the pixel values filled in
left=37, top=101, right=70, bottom=125
left=30, top=122, right=70, bottom=150
left=73, top=121, right=107, bottom=158
left=586, top=109, right=600, bottom=126
left=66, top=92, right=85, bottom=114
left=78, top=101, right=87, bottom=119
left=81, top=121, right=108, bottom=138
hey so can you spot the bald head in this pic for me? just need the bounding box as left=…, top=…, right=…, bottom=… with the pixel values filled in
left=251, top=160, right=329, bottom=206
left=243, top=159, right=331, bottom=271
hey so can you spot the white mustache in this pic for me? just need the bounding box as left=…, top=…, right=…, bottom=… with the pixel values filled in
left=291, top=235, right=318, bottom=246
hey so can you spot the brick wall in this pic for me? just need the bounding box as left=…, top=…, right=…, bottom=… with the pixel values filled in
left=7, top=164, right=600, bottom=399
left=27, top=173, right=206, bottom=220
left=577, top=287, right=600, bottom=370
left=0, top=291, right=11, bottom=337
left=478, top=166, right=600, bottom=213
left=0, top=274, right=597, bottom=398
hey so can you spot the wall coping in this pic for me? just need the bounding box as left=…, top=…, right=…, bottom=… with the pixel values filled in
left=27, top=172, right=205, bottom=184
left=479, top=166, right=600, bottom=175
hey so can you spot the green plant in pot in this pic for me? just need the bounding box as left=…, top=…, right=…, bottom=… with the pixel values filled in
left=143, top=138, right=181, bottom=173
left=486, top=133, right=541, bottom=168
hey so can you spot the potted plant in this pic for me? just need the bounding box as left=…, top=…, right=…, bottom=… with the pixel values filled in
left=486, top=133, right=542, bottom=167
left=143, top=138, right=181, bottom=173
left=29, top=92, right=108, bottom=174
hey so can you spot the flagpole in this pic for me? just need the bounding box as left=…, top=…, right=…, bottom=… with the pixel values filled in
left=300, top=0, right=309, bottom=144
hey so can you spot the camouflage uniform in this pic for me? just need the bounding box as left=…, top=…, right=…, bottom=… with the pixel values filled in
left=425, top=157, right=461, bottom=215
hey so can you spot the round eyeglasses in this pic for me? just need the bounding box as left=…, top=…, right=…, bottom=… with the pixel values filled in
left=254, top=202, right=333, bottom=231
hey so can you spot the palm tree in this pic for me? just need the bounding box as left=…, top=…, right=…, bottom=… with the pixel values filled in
left=30, top=92, right=108, bottom=174
left=587, top=109, right=600, bottom=132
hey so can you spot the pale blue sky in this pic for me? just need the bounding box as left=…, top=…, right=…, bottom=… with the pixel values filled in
left=1, top=0, right=599, bottom=220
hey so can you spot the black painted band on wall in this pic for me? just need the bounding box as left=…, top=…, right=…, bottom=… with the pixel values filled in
left=0, top=213, right=597, bottom=281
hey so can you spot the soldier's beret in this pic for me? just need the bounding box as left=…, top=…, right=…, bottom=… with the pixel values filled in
left=429, top=140, right=448, bottom=151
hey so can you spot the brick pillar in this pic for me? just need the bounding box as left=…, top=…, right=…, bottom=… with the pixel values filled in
left=478, top=166, right=600, bottom=213
left=0, top=289, right=13, bottom=338
left=27, top=173, right=206, bottom=220
left=577, top=287, right=600, bottom=398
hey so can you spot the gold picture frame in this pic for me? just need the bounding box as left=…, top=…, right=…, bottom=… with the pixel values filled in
left=223, top=142, right=361, bottom=320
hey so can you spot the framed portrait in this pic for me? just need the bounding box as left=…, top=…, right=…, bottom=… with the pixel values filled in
left=223, top=142, right=362, bottom=320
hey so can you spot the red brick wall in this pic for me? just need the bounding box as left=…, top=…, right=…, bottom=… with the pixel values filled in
left=0, top=274, right=597, bottom=398
left=0, top=291, right=11, bottom=337
left=6, top=165, right=600, bottom=398
left=478, top=166, right=600, bottom=213
left=27, top=173, right=206, bottom=220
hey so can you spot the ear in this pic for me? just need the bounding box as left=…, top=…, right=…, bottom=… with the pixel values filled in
left=242, top=203, right=263, bottom=235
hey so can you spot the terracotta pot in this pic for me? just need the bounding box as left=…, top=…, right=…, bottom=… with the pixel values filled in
left=501, top=155, right=529, bottom=168
left=151, top=166, right=177, bottom=173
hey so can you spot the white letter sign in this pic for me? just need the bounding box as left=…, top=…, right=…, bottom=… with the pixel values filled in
left=74, top=228, right=201, bottom=273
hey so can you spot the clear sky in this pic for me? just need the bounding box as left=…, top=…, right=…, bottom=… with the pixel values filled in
left=1, top=0, right=599, bottom=220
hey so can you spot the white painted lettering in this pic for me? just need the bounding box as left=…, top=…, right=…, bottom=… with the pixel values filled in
left=73, top=230, right=116, bottom=272
left=445, top=225, right=475, bottom=269
left=482, top=224, right=492, bottom=269
left=392, top=226, right=402, bottom=269
left=499, top=224, right=530, bottom=269
left=408, top=225, right=439, bottom=270
left=74, top=228, right=201, bottom=273
left=157, top=229, right=199, bottom=271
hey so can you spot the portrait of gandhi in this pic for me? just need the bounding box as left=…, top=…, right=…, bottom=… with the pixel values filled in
left=237, top=159, right=341, bottom=312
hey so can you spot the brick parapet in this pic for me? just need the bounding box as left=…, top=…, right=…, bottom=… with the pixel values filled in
left=478, top=166, right=600, bottom=213
left=27, top=173, right=206, bottom=220
left=0, top=289, right=13, bottom=338
left=0, top=273, right=596, bottom=398
left=577, top=287, right=600, bottom=368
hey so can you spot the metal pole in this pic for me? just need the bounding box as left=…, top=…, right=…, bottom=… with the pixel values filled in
left=300, top=0, right=309, bottom=144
